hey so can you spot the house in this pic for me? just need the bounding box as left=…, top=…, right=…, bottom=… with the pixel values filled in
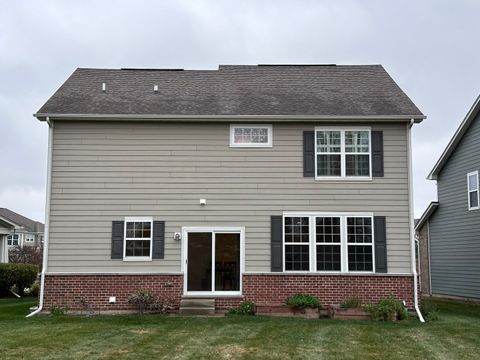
left=0, top=208, right=44, bottom=263
left=416, top=95, right=480, bottom=300
left=32, top=65, right=425, bottom=315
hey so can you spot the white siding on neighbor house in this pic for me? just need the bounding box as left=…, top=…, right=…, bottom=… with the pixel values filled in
left=47, top=121, right=412, bottom=274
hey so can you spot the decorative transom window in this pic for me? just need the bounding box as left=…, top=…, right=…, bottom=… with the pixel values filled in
left=25, top=234, right=35, bottom=242
left=283, top=214, right=374, bottom=273
left=315, top=128, right=371, bottom=179
left=467, top=171, right=479, bottom=210
left=7, top=234, right=19, bottom=246
left=124, top=218, right=152, bottom=260
left=230, top=124, right=272, bottom=147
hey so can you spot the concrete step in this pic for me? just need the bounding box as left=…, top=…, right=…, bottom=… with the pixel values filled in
left=179, top=307, right=216, bottom=316
left=180, top=298, right=215, bottom=308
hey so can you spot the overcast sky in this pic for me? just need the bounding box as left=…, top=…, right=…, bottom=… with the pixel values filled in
left=1, top=0, right=479, bottom=222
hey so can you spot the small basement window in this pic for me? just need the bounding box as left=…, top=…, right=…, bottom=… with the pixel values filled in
left=230, top=124, right=272, bottom=147
left=467, top=171, right=479, bottom=210
left=124, top=217, right=153, bottom=260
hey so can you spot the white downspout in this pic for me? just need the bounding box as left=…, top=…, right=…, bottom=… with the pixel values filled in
left=27, top=117, right=53, bottom=317
left=408, top=119, right=425, bottom=322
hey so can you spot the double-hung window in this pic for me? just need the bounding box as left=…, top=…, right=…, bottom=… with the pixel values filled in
left=315, top=128, right=371, bottom=179
left=124, top=217, right=153, bottom=260
left=25, top=234, right=35, bottom=243
left=230, top=124, right=272, bottom=147
left=7, top=234, right=19, bottom=246
left=467, top=171, right=479, bottom=210
left=284, top=214, right=375, bottom=273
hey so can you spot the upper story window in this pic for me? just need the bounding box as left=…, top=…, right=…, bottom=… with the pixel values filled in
left=284, top=213, right=375, bottom=273
left=467, top=171, right=479, bottom=210
left=230, top=124, right=272, bottom=147
left=315, top=128, right=371, bottom=179
left=7, top=234, right=19, bottom=246
left=25, top=234, right=35, bottom=242
left=124, top=217, right=152, bottom=260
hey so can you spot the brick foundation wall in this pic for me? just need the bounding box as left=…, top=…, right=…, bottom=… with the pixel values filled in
left=43, top=274, right=414, bottom=311
left=243, top=274, right=415, bottom=309
left=43, top=274, right=183, bottom=311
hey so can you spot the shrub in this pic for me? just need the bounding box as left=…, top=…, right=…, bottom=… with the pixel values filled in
left=127, top=289, right=155, bottom=314
left=421, top=300, right=440, bottom=321
left=367, top=296, right=409, bottom=321
left=227, top=300, right=256, bottom=316
left=340, top=296, right=363, bottom=309
left=286, top=294, right=321, bottom=309
left=0, top=263, right=38, bottom=296
left=8, top=244, right=43, bottom=268
left=151, top=297, right=176, bottom=314
left=50, top=304, right=69, bottom=315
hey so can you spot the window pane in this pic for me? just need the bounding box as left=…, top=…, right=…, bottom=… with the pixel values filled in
left=316, top=131, right=341, bottom=153
left=316, top=217, right=341, bottom=243
left=347, top=217, right=372, bottom=243
left=126, top=222, right=134, bottom=238
left=469, top=173, right=478, bottom=191
left=285, top=245, right=309, bottom=271
left=317, top=155, right=341, bottom=176
left=470, top=190, right=479, bottom=208
left=142, top=222, right=151, bottom=238
left=345, top=131, right=369, bottom=153
left=317, top=245, right=341, bottom=271
left=346, top=154, right=370, bottom=176
left=348, top=245, right=373, bottom=271
left=125, top=240, right=150, bottom=257
left=284, top=217, right=309, bottom=243
left=233, top=127, right=269, bottom=144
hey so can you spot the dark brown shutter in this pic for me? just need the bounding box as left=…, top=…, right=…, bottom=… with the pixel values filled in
left=372, top=131, right=384, bottom=177
left=271, top=216, right=283, bottom=272
left=152, top=221, right=165, bottom=259
left=374, top=216, right=387, bottom=273
left=303, top=131, right=315, bottom=177
left=111, top=221, right=124, bottom=259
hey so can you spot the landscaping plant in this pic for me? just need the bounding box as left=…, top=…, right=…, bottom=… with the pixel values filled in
left=367, top=296, right=409, bottom=321
left=127, top=289, right=155, bottom=314
left=286, top=293, right=321, bottom=310
left=227, top=300, right=256, bottom=315
left=0, top=263, right=38, bottom=296
left=340, top=296, right=363, bottom=309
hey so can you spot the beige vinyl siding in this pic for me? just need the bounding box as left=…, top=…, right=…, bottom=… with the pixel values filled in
left=47, top=121, right=412, bottom=274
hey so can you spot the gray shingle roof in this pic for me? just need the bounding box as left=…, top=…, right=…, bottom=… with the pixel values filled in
left=36, top=65, right=424, bottom=118
left=0, top=208, right=44, bottom=233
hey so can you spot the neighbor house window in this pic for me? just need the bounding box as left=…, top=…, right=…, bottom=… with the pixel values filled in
left=7, top=234, right=19, bottom=246
left=284, top=214, right=374, bottom=273
left=25, top=234, right=35, bottom=243
left=230, top=124, right=272, bottom=147
left=315, top=128, right=371, bottom=179
left=467, top=171, right=479, bottom=210
left=124, top=217, right=152, bottom=260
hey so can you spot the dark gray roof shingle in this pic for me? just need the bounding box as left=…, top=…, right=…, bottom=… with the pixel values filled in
left=0, top=208, right=44, bottom=233
left=36, top=65, right=424, bottom=118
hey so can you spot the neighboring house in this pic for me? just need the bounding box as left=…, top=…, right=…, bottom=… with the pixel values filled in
left=416, top=95, right=480, bottom=300
left=34, top=65, right=425, bottom=314
left=0, top=208, right=44, bottom=263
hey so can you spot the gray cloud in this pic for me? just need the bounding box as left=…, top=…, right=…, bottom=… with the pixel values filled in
left=1, top=0, right=479, bottom=221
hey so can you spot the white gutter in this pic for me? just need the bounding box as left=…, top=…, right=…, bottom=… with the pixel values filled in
left=408, top=119, right=425, bottom=322
left=27, top=117, right=53, bottom=317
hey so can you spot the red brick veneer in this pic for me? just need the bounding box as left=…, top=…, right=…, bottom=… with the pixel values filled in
left=243, top=274, right=414, bottom=309
left=43, top=274, right=414, bottom=311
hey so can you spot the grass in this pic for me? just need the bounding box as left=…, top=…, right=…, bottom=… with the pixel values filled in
left=0, top=297, right=479, bottom=359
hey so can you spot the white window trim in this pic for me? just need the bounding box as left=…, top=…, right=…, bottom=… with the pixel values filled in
left=467, top=171, right=479, bottom=211
left=25, top=234, right=35, bottom=242
left=7, top=234, right=20, bottom=246
left=314, top=127, right=372, bottom=181
left=123, top=217, right=153, bottom=261
left=282, top=212, right=375, bottom=274
left=229, top=124, right=273, bottom=147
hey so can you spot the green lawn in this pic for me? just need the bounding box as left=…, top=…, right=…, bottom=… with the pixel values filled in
left=0, top=297, right=479, bottom=359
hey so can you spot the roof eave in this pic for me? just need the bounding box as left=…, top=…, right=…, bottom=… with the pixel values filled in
left=34, top=113, right=426, bottom=122
left=428, top=95, right=480, bottom=180
left=414, top=201, right=439, bottom=231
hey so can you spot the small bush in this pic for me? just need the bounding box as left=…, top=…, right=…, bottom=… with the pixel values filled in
left=340, top=296, right=363, bottom=309
left=367, top=296, right=409, bottom=321
left=421, top=300, right=440, bottom=321
left=50, top=304, right=69, bottom=315
left=151, top=297, right=176, bottom=314
left=127, top=289, right=155, bottom=314
left=286, top=293, right=321, bottom=309
left=0, top=263, right=38, bottom=296
left=8, top=244, right=43, bottom=268
left=227, top=300, right=256, bottom=316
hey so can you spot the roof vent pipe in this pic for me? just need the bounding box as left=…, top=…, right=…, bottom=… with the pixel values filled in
left=102, top=83, right=106, bottom=92
left=154, top=85, right=158, bottom=92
